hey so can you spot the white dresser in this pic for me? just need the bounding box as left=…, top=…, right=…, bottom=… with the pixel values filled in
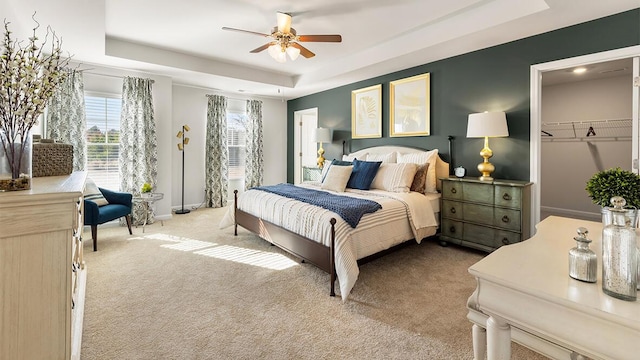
left=0, top=172, right=87, bottom=360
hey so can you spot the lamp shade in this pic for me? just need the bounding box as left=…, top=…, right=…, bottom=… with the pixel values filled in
left=466, top=112, right=509, bottom=138
left=312, top=127, right=332, bottom=143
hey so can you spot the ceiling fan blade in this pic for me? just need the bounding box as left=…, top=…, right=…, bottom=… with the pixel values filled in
left=222, top=27, right=270, bottom=37
left=298, top=34, right=342, bottom=42
left=250, top=42, right=276, bottom=53
left=276, top=12, right=292, bottom=33
left=291, top=42, right=315, bottom=58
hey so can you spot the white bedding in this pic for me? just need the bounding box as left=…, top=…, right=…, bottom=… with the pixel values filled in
left=219, top=183, right=439, bottom=300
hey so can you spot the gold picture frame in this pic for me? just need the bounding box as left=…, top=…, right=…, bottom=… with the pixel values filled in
left=351, top=84, right=382, bottom=139
left=390, top=73, right=430, bottom=137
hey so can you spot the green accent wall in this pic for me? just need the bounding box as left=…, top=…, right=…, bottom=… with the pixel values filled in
left=287, top=9, right=640, bottom=183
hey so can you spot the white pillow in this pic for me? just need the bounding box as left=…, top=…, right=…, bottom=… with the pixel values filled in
left=321, top=165, right=353, bottom=192
left=84, top=178, right=109, bottom=206
left=342, top=153, right=366, bottom=162
left=397, top=150, right=439, bottom=193
left=366, top=152, right=397, bottom=163
left=370, top=163, right=418, bottom=193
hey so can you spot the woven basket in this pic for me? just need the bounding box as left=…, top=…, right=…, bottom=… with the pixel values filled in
left=33, top=142, right=73, bottom=177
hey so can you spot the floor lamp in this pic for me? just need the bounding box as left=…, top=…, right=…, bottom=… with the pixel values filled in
left=175, top=125, right=191, bottom=214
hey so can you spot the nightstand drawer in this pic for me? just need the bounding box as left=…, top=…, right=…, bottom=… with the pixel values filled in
left=463, top=182, right=494, bottom=204
left=494, top=185, right=522, bottom=208
left=442, top=181, right=463, bottom=200
left=463, top=203, right=494, bottom=225
left=442, top=218, right=463, bottom=240
left=494, top=207, right=521, bottom=231
left=442, top=200, right=463, bottom=220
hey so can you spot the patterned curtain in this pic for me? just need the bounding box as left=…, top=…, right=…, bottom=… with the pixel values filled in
left=45, top=69, right=86, bottom=171
left=120, top=77, right=158, bottom=225
left=244, top=99, right=264, bottom=189
left=205, top=95, right=228, bottom=208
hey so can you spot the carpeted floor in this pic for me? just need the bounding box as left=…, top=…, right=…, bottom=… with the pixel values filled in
left=80, top=207, right=548, bottom=359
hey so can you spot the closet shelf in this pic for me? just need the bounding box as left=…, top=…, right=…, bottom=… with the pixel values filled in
left=541, top=118, right=631, bottom=141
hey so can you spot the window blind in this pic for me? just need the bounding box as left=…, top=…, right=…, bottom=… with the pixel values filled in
left=227, top=112, right=247, bottom=180
left=85, top=95, right=121, bottom=190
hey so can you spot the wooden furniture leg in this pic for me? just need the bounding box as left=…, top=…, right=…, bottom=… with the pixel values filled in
left=91, top=225, right=97, bottom=251
left=487, top=315, right=511, bottom=360
left=472, top=324, right=487, bottom=360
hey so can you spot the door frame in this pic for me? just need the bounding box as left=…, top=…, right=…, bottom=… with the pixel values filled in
left=293, top=107, right=318, bottom=184
left=530, top=45, right=640, bottom=230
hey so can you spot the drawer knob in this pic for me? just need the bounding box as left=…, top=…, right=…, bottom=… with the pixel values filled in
left=450, top=207, right=456, bottom=214
left=502, top=215, right=510, bottom=223
left=449, top=226, right=456, bottom=233
left=501, top=237, right=510, bottom=245
left=450, top=188, right=457, bottom=194
left=502, top=193, right=511, bottom=201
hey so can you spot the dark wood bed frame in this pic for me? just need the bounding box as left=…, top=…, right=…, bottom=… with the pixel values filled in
left=234, top=190, right=338, bottom=296
left=233, top=142, right=453, bottom=297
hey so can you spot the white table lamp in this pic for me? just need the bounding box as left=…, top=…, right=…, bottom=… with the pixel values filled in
left=466, top=112, right=509, bottom=181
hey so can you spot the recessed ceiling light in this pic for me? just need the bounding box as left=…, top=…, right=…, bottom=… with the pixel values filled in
left=573, top=67, right=587, bottom=74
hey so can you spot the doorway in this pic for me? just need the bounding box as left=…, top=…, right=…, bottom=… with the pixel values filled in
left=293, top=108, right=318, bottom=184
left=530, top=46, right=640, bottom=230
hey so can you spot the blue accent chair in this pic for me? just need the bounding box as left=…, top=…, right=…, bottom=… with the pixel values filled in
left=84, top=188, right=133, bottom=251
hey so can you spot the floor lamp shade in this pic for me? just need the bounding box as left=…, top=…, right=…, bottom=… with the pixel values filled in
left=312, top=128, right=332, bottom=168
left=466, top=112, right=508, bottom=181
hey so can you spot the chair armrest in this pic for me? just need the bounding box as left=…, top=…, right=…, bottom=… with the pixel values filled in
left=84, top=199, right=100, bottom=225
left=99, top=187, right=133, bottom=208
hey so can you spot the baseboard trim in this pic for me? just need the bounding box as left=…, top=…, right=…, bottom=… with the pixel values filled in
left=540, top=206, right=599, bottom=221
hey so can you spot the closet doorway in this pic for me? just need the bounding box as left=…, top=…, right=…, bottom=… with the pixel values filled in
left=293, top=108, right=318, bottom=184
left=530, top=46, right=640, bottom=229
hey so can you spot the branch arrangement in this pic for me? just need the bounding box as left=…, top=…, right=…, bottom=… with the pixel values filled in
left=0, top=16, right=69, bottom=179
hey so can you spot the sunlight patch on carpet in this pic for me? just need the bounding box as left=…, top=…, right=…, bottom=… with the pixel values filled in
left=161, top=240, right=214, bottom=251
left=194, top=245, right=299, bottom=270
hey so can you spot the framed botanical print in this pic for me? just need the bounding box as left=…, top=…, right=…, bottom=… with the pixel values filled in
left=351, top=84, right=382, bottom=139
left=390, top=73, right=430, bottom=137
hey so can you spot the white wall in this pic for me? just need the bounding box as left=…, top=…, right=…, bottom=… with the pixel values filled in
left=171, top=85, right=287, bottom=209
left=541, top=75, right=632, bottom=219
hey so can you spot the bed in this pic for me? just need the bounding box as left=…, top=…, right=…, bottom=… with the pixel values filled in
left=220, top=145, right=450, bottom=300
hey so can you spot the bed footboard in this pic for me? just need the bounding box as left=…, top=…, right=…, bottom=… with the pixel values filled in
left=233, top=190, right=337, bottom=296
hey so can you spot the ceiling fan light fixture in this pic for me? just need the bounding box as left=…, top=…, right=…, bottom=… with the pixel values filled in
left=268, top=43, right=280, bottom=58
left=286, top=45, right=300, bottom=61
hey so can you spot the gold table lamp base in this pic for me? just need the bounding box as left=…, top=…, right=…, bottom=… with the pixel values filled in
left=477, top=137, right=495, bottom=181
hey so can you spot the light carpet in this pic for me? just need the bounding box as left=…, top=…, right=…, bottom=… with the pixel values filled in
left=80, top=207, right=547, bottom=359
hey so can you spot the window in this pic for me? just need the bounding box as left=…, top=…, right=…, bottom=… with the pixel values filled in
left=85, top=95, right=121, bottom=190
left=227, top=112, right=247, bottom=180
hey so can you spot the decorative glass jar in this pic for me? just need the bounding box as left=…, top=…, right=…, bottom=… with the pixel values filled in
left=569, top=227, right=597, bottom=283
left=601, top=197, right=637, bottom=301
left=0, top=129, right=32, bottom=191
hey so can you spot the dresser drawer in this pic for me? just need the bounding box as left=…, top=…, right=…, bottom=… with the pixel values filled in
left=463, top=203, right=494, bottom=225
left=495, top=229, right=522, bottom=246
left=442, top=181, right=463, bottom=200
left=442, top=218, right=463, bottom=240
left=494, top=207, right=521, bottom=232
left=463, top=182, right=494, bottom=205
left=442, top=200, right=463, bottom=220
left=494, top=185, right=522, bottom=209
left=463, top=223, right=521, bottom=249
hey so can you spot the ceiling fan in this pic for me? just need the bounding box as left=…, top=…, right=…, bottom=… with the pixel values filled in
left=222, top=12, right=342, bottom=63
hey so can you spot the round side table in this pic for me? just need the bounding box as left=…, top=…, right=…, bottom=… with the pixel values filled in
left=133, top=192, right=164, bottom=232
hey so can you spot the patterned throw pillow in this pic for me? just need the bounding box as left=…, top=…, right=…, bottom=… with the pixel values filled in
left=321, top=165, right=353, bottom=192
left=347, top=159, right=382, bottom=190
left=84, top=178, right=109, bottom=206
left=410, top=163, right=430, bottom=194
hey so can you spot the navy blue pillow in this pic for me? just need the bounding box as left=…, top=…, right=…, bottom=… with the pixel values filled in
left=347, top=159, right=382, bottom=190
left=321, top=159, right=353, bottom=183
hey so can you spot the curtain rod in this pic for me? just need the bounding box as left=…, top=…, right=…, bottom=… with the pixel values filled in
left=173, top=83, right=249, bottom=102
left=83, top=71, right=155, bottom=83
